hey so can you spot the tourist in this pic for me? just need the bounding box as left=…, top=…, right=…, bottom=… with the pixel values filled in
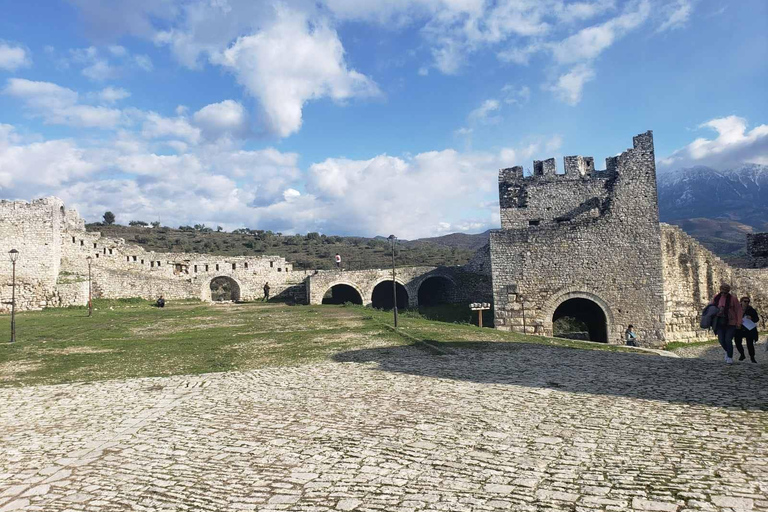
left=625, top=325, right=638, bottom=346
left=335, top=254, right=342, bottom=269
left=263, top=282, right=270, bottom=302
left=156, top=296, right=165, bottom=308
left=710, top=283, right=743, bottom=364
left=735, top=296, right=759, bottom=363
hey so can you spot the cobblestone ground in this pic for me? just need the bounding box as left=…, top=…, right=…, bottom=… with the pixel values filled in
left=1, top=342, right=767, bottom=511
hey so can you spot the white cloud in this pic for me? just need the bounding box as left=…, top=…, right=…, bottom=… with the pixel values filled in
left=141, top=112, right=201, bottom=144
left=98, top=87, right=131, bottom=104
left=0, top=43, right=31, bottom=71
left=67, top=45, right=153, bottom=81
left=501, top=84, right=531, bottom=105
left=552, top=1, right=651, bottom=64
left=213, top=6, right=380, bottom=137
left=660, top=116, right=768, bottom=170
left=3, top=78, right=123, bottom=128
left=548, top=64, right=596, bottom=105
left=193, top=100, right=250, bottom=140
left=657, top=0, right=694, bottom=32
left=468, top=99, right=501, bottom=124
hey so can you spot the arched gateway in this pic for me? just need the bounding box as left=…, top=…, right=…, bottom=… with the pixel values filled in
left=204, top=276, right=242, bottom=302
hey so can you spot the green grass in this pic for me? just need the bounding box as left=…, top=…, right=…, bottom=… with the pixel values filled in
left=0, top=300, right=643, bottom=388
left=664, top=332, right=765, bottom=352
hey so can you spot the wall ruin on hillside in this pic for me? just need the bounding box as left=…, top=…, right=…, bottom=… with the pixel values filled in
left=0, top=198, right=309, bottom=311
left=491, top=132, right=667, bottom=345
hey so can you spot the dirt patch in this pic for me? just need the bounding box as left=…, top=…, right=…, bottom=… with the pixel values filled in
left=45, top=347, right=115, bottom=356
left=0, top=361, right=44, bottom=381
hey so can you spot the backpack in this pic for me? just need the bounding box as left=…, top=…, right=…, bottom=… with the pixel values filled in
left=700, top=304, right=719, bottom=329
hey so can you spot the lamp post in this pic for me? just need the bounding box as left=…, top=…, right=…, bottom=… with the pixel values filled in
left=86, top=256, right=93, bottom=317
left=9, top=249, right=18, bottom=343
left=388, top=235, right=398, bottom=328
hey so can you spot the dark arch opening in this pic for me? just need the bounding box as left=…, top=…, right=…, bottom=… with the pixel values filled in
left=210, top=277, right=241, bottom=302
left=322, top=284, right=363, bottom=305
left=417, top=276, right=455, bottom=306
left=552, top=298, right=607, bottom=343
left=371, top=281, right=408, bottom=310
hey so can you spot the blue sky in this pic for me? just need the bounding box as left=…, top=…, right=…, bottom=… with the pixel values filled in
left=0, top=0, right=766, bottom=238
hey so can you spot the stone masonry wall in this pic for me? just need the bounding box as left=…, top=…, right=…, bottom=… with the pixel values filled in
left=0, top=198, right=65, bottom=311
left=746, top=233, right=768, bottom=268
left=491, top=132, right=667, bottom=346
left=661, top=224, right=768, bottom=341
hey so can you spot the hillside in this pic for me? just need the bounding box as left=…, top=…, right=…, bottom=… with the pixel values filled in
left=88, top=224, right=477, bottom=270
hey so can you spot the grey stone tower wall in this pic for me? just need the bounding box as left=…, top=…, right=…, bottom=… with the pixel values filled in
left=746, top=233, right=768, bottom=268
left=0, top=198, right=66, bottom=311
left=490, top=132, right=667, bottom=346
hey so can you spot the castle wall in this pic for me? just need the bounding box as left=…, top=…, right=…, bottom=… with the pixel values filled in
left=0, top=198, right=66, bottom=311
left=491, top=132, right=667, bottom=346
left=661, top=224, right=768, bottom=341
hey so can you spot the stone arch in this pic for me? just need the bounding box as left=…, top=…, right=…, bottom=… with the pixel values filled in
left=322, top=282, right=364, bottom=305
left=542, top=289, right=613, bottom=343
left=203, top=276, right=242, bottom=302
left=370, top=278, right=409, bottom=310
left=416, top=274, right=457, bottom=306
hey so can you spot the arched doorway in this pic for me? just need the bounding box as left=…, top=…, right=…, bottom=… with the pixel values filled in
left=417, top=276, right=455, bottom=306
left=371, top=281, right=408, bottom=310
left=210, top=276, right=241, bottom=302
left=552, top=298, right=608, bottom=342
left=322, top=284, right=363, bottom=305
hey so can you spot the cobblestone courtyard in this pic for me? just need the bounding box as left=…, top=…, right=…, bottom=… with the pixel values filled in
left=1, top=343, right=767, bottom=511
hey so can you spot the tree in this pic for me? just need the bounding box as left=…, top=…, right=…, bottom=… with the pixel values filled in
left=129, top=220, right=148, bottom=227
left=151, top=221, right=161, bottom=228
left=217, top=226, right=223, bottom=232
left=103, top=211, right=115, bottom=225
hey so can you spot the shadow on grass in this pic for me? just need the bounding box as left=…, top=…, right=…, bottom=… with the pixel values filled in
left=333, top=341, right=768, bottom=410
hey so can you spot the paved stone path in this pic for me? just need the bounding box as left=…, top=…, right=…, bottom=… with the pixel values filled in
left=1, top=342, right=767, bottom=511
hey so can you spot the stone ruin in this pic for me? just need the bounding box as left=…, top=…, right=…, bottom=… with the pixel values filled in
left=1, top=131, right=766, bottom=347
left=0, top=198, right=490, bottom=314
left=490, top=131, right=768, bottom=346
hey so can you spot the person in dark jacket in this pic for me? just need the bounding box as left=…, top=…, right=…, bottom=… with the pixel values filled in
left=710, top=283, right=743, bottom=364
left=735, top=296, right=759, bottom=363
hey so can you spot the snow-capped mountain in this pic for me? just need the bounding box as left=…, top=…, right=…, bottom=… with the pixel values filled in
left=657, top=164, right=768, bottom=231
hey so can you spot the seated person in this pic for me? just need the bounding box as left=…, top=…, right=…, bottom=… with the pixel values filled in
left=625, top=325, right=638, bottom=346
left=156, top=296, right=166, bottom=308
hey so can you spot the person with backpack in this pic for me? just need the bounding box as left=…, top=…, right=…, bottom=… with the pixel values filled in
left=710, top=283, right=743, bottom=364
left=735, top=296, right=759, bottom=363
left=625, top=325, right=638, bottom=347
left=263, top=282, right=270, bottom=302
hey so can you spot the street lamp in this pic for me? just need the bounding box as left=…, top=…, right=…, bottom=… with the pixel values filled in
left=9, top=249, right=18, bottom=343
left=86, top=256, right=93, bottom=317
left=388, top=235, right=398, bottom=328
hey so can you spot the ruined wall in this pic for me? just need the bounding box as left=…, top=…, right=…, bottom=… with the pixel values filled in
left=746, top=233, right=768, bottom=268
left=491, top=132, right=667, bottom=346
left=662, top=224, right=768, bottom=341
left=0, top=198, right=66, bottom=311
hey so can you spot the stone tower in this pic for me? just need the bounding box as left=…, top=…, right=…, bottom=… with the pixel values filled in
left=489, top=131, right=666, bottom=345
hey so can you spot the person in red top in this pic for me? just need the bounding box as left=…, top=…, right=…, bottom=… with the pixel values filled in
left=710, top=283, right=743, bottom=364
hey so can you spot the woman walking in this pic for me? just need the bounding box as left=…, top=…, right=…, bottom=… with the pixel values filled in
left=710, top=283, right=743, bottom=364
left=735, top=296, right=759, bottom=363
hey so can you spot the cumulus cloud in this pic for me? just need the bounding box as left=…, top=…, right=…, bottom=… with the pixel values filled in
left=468, top=99, right=501, bottom=124
left=548, top=64, right=596, bottom=105
left=212, top=7, right=379, bottom=137
left=66, top=45, right=154, bottom=81
left=3, top=78, right=123, bottom=128
left=193, top=100, right=250, bottom=140
left=141, top=112, right=201, bottom=144
left=97, top=86, right=131, bottom=104
left=0, top=43, right=31, bottom=71
left=659, top=116, right=768, bottom=170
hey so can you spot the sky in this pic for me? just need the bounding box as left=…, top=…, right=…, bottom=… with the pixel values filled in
left=0, top=0, right=766, bottom=239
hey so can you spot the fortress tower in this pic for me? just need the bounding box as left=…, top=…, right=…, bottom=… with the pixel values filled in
left=490, top=131, right=667, bottom=345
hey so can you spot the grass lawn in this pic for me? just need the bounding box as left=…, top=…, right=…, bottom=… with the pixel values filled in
left=0, top=299, right=643, bottom=388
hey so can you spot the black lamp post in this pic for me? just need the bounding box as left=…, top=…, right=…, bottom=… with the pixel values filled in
left=388, top=235, right=398, bottom=328
left=86, top=255, right=93, bottom=317
left=9, top=249, right=18, bottom=343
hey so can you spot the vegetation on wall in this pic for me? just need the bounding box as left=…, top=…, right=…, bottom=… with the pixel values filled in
left=87, top=223, right=477, bottom=270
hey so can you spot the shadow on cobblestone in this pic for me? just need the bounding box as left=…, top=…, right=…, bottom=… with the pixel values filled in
left=334, top=342, right=768, bottom=410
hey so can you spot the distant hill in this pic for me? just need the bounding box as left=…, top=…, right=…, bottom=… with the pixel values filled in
left=657, top=164, right=768, bottom=260
left=411, top=230, right=491, bottom=251
left=88, top=224, right=477, bottom=271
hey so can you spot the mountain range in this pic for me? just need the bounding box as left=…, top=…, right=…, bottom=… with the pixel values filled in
left=414, top=164, right=768, bottom=261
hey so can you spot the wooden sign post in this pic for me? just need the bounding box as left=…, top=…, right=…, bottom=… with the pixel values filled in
left=469, top=302, right=491, bottom=328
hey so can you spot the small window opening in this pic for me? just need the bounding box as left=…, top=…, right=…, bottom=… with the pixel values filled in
left=127, top=256, right=131, bottom=262
left=141, top=259, right=144, bottom=265
left=103, top=248, right=106, bottom=254
left=96, top=253, right=99, bottom=258
left=216, top=264, right=219, bottom=271
left=151, top=261, right=155, bottom=268
left=205, top=264, right=209, bottom=272
left=270, top=261, right=274, bottom=268
left=157, top=261, right=161, bottom=267
left=133, top=256, right=137, bottom=262
left=194, top=265, right=198, bottom=273
left=80, top=240, right=84, bottom=246
left=72, top=236, right=76, bottom=243
left=109, top=249, right=113, bottom=255
left=529, top=220, right=541, bottom=226
left=244, top=262, right=248, bottom=269
left=232, top=263, right=236, bottom=270
left=278, top=268, right=282, bottom=272
left=94, top=243, right=97, bottom=249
